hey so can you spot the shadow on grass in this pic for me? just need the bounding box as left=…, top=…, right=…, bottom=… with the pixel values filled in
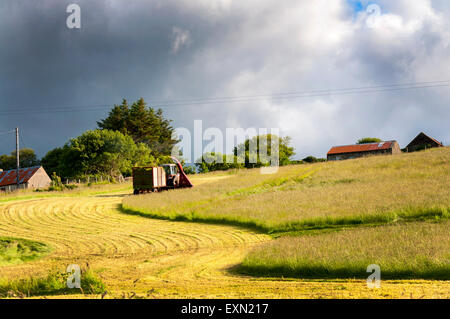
left=119, top=204, right=448, bottom=237
left=229, top=264, right=450, bottom=281
left=119, top=205, right=269, bottom=234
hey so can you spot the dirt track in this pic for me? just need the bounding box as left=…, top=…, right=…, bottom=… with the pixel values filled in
left=0, top=195, right=448, bottom=298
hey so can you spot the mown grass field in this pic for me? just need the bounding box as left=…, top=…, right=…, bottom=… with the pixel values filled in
left=0, top=148, right=448, bottom=298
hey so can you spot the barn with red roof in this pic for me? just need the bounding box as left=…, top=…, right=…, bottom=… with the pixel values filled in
left=0, top=166, right=51, bottom=191
left=327, top=141, right=401, bottom=161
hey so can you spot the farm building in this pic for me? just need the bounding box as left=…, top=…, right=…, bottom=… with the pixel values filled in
left=405, top=132, right=444, bottom=152
left=327, top=141, right=401, bottom=161
left=0, top=166, right=51, bottom=191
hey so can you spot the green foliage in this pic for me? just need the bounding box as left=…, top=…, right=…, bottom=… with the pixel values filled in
left=196, top=152, right=244, bottom=173
left=0, top=268, right=106, bottom=297
left=182, top=165, right=196, bottom=175
left=234, top=134, right=295, bottom=168
left=302, top=156, right=326, bottom=163
left=0, top=237, right=51, bottom=266
left=195, top=135, right=294, bottom=173
left=97, top=98, right=178, bottom=156
left=51, top=172, right=62, bottom=187
left=0, top=148, right=40, bottom=170
left=357, top=137, right=382, bottom=144
left=41, top=129, right=155, bottom=178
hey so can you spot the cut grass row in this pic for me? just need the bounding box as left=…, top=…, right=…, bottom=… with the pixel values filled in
left=236, top=221, right=450, bottom=280
left=122, top=148, right=450, bottom=234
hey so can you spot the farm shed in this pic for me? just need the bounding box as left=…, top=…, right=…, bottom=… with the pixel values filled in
left=405, top=132, right=444, bottom=152
left=327, top=141, right=401, bottom=161
left=0, top=166, right=51, bottom=191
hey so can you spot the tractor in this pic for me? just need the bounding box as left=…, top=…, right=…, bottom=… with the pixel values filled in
left=132, top=157, right=193, bottom=194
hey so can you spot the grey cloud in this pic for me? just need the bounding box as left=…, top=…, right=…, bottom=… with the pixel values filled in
left=0, top=0, right=449, bottom=160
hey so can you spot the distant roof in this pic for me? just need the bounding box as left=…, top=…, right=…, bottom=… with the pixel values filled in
left=0, top=166, right=41, bottom=187
left=327, top=141, right=396, bottom=155
left=406, top=132, right=443, bottom=148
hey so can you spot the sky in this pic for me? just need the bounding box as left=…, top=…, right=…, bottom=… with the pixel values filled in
left=0, top=0, right=449, bottom=161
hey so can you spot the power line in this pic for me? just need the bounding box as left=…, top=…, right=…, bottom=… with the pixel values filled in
left=0, top=80, right=449, bottom=116
left=0, top=129, right=15, bottom=135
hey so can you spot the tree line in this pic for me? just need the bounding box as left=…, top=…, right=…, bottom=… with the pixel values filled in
left=40, top=98, right=177, bottom=179
left=0, top=97, right=310, bottom=178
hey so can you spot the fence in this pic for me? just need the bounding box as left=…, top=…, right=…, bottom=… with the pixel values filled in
left=62, top=175, right=127, bottom=185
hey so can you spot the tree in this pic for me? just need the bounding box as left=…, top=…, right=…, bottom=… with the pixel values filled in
left=302, top=156, right=326, bottom=163
left=41, top=130, right=155, bottom=178
left=233, top=134, right=295, bottom=168
left=195, top=152, right=244, bottom=173
left=357, top=137, right=382, bottom=144
left=0, top=148, right=39, bottom=170
left=40, top=147, right=66, bottom=177
left=97, top=98, right=178, bottom=156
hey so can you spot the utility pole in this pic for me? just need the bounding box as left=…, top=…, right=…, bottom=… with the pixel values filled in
left=16, top=127, right=19, bottom=189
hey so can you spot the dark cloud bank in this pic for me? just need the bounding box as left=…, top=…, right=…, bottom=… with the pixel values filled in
left=0, top=0, right=449, bottom=160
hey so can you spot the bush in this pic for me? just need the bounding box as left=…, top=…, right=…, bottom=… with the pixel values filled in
left=302, top=156, right=326, bottom=163
left=357, top=137, right=382, bottom=144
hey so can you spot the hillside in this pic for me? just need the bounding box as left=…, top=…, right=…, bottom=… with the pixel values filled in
left=123, top=147, right=449, bottom=280
left=123, top=147, right=449, bottom=233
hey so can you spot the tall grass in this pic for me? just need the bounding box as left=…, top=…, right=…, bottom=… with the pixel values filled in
left=123, top=148, right=450, bottom=233
left=0, top=237, right=51, bottom=266
left=0, top=269, right=105, bottom=298
left=237, top=221, right=450, bottom=280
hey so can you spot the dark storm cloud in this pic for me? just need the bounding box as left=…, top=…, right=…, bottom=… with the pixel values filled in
left=0, top=0, right=449, bottom=160
left=0, top=0, right=228, bottom=157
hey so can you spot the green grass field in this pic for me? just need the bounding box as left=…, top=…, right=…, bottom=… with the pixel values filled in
left=237, top=221, right=450, bottom=280
left=123, top=147, right=449, bottom=233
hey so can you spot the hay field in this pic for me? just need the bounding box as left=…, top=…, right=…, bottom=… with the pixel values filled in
left=0, top=194, right=447, bottom=298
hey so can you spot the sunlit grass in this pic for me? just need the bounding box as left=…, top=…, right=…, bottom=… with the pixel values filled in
left=0, top=182, right=132, bottom=204
left=0, top=237, right=51, bottom=266
left=237, top=221, right=450, bottom=280
left=0, top=268, right=105, bottom=298
left=123, top=147, right=450, bottom=233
